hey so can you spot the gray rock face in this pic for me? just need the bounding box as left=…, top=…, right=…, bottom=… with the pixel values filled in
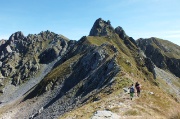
left=145, top=57, right=156, bottom=79
left=0, top=31, right=70, bottom=86
left=137, top=38, right=180, bottom=77
left=39, top=39, right=68, bottom=64
left=89, top=18, right=115, bottom=37
left=5, top=45, right=12, bottom=53
left=39, top=47, right=59, bottom=64
left=115, top=26, right=127, bottom=40
left=8, top=31, right=27, bottom=54
left=115, top=26, right=138, bottom=51
left=9, top=31, right=25, bottom=41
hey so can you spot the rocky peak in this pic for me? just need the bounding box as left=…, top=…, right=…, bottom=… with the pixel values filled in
left=115, top=26, right=128, bottom=40
left=38, top=30, right=53, bottom=37
left=0, top=30, right=71, bottom=86
left=9, top=31, right=25, bottom=42
left=89, top=18, right=115, bottom=37
left=114, top=26, right=138, bottom=51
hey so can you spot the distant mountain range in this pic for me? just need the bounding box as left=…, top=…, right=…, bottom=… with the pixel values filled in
left=0, top=18, right=179, bottom=119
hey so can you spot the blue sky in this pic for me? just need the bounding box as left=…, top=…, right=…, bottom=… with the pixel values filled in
left=0, top=0, right=180, bottom=45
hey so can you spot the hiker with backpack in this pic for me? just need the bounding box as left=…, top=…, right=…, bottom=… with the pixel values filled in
left=129, top=84, right=135, bottom=100
left=135, top=82, right=141, bottom=97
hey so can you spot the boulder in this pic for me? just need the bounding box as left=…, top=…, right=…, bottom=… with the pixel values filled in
left=6, top=45, right=12, bottom=53
left=91, top=110, right=120, bottom=119
left=149, top=92, right=154, bottom=95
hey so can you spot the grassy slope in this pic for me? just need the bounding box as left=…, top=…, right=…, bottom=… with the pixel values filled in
left=60, top=72, right=180, bottom=119
left=44, top=54, right=81, bottom=82
left=37, top=54, right=82, bottom=94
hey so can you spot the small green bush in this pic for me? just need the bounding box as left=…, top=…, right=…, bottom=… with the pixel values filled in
left=124, top=109, right=139, bottom=116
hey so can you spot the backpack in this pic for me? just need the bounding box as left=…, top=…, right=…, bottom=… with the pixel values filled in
left=130, top=87, right=134, bottom=93
left=136, top=85, right=140, bottom=91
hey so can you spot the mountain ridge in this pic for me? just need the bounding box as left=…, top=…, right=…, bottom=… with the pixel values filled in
left=0, top=18, right=179, bottom=119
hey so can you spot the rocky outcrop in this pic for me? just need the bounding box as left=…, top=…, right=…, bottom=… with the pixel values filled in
left=0, top=31, right=70, bottom=86
left=89, top=18, right=115, bottom=37
left=145, top=58, right=156, bottom=79
left=38, top=39, right=68, bottom=64
left=115, top=26, right=138, bottom=51
left=137, top=38, right=180, bottom=77
left=115, top=26, right=127, bottom=40
left=8, top=31, right=27, bottom=54
left=39, top=47, right=59, bottom=64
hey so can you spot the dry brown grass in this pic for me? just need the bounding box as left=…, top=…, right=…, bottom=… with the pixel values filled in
left=168, top=109, right=180, bottom=119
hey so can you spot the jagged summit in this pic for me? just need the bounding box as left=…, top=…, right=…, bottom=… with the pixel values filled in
left=9, top=31, right=25, bottom=41
left=0, top=30, right=71, bottom=86
left=89, top=18, right=115, bottom=37
left=89, top=18, right=129, bottom=40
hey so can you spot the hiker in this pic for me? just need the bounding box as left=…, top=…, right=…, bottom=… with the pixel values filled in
left=135, top=82, right=141, bottom=97
left=129, top=84, right=134, bottom=100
